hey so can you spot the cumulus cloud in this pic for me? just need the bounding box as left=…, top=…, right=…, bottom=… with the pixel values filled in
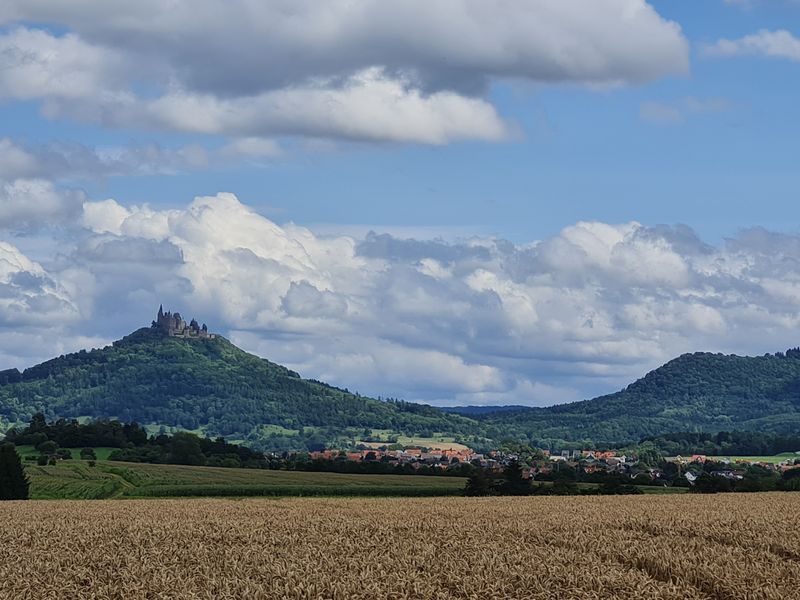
left=705, top=29, right=800, bottom=62
left=2, top=192, right=794, bottom=407
left=0, top=242, right=78, bottom=328
left=0, top=1, right=689, bottom=144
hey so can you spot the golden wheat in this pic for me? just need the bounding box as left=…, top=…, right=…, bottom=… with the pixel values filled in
left=0, top=493, right=798, bottom=599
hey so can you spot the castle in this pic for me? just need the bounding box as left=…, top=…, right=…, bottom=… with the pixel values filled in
left=152, top=305, right=215, bottom=339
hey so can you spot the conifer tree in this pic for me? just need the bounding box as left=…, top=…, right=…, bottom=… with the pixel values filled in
left=0, top=443, right=29, bottom=500
left=464, top=469, right=491, bottom=496
left=501, top=459, right=531, bottom=496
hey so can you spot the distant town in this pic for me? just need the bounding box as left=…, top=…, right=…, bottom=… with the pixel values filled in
left=305, top=443, right=800, bottom=484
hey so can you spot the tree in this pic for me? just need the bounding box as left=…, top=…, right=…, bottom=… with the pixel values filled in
left=464, top=470, right=492, bottom=496
left=37, top=440, right=58, bottom=455
left=691, top=473, right=731, bottom=494
left=501, top=460, right=531, bottom=496
left=80, top=448, right=97, bottom=460
left=168, top=432, right=206, bottom=466
left=0, top=444, right=29, bottom=500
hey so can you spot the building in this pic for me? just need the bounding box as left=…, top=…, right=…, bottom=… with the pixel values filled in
left=153, top=305, right=215, bottom=339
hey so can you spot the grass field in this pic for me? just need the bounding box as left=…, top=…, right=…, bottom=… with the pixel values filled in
left=15, top=445, right=118, bottom=461
left=668, top=452, right=800, bottom=465
left=0, top=493, right=797, bottom=599
left=24, top=460, right=467, bottom=499
left=24, top=459, right=683, bottom=499
left=360, top=431, right=472, bottom=451
left=722, top=452, right=800, bottom=464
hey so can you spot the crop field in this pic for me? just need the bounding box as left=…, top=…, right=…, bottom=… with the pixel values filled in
left=1, top=494, right=798, bottom=599
left=25, top=460, right=466, bottom=499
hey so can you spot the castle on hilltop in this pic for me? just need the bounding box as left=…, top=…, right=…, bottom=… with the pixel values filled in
left=152, top=305, right=215, bottom=339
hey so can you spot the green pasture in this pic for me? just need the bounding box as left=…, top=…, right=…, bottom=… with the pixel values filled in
left=15, top=445, right=118, bottom=461
left=720, top=453, right=800, bottom=464
left=24, top=460, right=467, bottom=500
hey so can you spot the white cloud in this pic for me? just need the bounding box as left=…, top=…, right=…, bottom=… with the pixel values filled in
left=2, top=192, right=792, bottom=407
left=0, top=241, right=78, bottom=328
left=0, top=27, right=127, bottom=100
left=0, top=1, right=689, bottom=144
left=138, top=68, right=511, bottom=143
left=705, top=29, right=800, bottom=62
left=639, top=97, right=730, bottom=125
left=219, top=138, right=283, bottom=160
left=0, top=137, right=253, bottom=182
left=0, top=178, right=84, bottom=229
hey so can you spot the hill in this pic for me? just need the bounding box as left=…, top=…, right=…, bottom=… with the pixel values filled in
left=0, top=323, right=481, bottom=452
left=478, top=350, right=800, bottom=447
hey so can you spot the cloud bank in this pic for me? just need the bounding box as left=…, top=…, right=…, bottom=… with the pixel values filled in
left=3, top=194, right=800, bottom=407
left=0, top=1, right=689, bottom=144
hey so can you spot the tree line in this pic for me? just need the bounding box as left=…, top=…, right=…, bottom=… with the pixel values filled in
left=5, top=414, right=269, bottom=469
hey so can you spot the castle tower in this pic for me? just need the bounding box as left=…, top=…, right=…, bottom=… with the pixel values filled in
left=153, top=306, right=215, bottom=339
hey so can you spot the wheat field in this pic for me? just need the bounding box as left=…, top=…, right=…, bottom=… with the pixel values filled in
left=1, top=493, right=798, bottom=599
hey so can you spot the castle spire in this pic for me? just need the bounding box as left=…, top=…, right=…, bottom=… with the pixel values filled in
left=158, top=304, right=164, bottom=319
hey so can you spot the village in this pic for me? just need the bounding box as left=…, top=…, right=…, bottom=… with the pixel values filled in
left=307, top=445, right=636, bottom=479
left=305, top=443, right=800, bottom=485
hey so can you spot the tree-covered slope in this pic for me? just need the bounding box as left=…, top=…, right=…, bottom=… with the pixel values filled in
left=0, top=328, right=480, bottom=450
left=480, top=350, right=800, bottom=447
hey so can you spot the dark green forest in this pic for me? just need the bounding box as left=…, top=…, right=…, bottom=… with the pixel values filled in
left=634, top=430, right=800, bottom=457
left=479, top=350, right=800, bottom=447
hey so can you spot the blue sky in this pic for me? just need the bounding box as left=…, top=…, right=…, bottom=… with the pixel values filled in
left=1, top=1, right=800, bottom=406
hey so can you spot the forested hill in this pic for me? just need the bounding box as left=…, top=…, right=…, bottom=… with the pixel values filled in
left=0, top=327, right=480, bottom=451
left=478, top=350, right=800, bottom=447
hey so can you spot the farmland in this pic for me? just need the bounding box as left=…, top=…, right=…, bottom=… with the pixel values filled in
left=1, top=493, right=798, bottom=599
left=24, top=460, right=466, bottom=499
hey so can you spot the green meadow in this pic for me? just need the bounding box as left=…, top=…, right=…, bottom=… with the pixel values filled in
left=24, top=460, right=467, bottom=500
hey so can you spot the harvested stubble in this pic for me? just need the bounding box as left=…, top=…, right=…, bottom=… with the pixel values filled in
left=1, top=493, right=799, bottom=599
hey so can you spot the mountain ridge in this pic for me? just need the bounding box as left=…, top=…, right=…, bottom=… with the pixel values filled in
left=476, top=349, right=800, bottom=446
left=0, top=325, right=483, bottom=451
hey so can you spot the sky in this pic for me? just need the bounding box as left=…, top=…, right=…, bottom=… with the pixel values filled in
left=0, top=0, right=799, bottom=407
